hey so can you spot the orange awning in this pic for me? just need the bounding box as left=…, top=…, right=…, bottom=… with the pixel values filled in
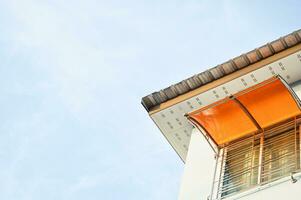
left=187, top=76, right=301, bottom=146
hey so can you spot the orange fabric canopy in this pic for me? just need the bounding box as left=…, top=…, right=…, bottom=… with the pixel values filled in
left=188, top=77, right=301, bottom=146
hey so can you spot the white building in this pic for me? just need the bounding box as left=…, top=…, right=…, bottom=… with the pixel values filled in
left=142, top=29, right=301, bottom=200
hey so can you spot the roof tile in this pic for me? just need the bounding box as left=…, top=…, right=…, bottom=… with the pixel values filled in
left=142, top=29, right=301, bottom=111
left=246, top=50, right=261, bottom=63
left=209, top=66, right=225, bottom=79
left=284, top=34, right=299, bottom=47
left=221, top=61, right=236, bottom=74
left=270, top=39, right=286, bottom=52
left=258, top=45, right=273, bottom=58
left=233, top=55, right=249, bottom=69
left=174, top=81, right=190, bottom=95
left=186, top=76, right=202, bottom=89
left=163, top=87, right=178, bottom=99
left=197, top=71, right=214, bottom=84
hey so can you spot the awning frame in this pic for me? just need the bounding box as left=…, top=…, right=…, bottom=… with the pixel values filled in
left=186, top=75, right=301, bottom=151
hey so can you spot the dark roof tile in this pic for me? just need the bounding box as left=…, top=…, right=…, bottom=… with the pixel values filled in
left=197, top=71, right=214, bottom=84
left=233, top=55, right=249, bottom=69
left=221, top=61, right=237, bottom=74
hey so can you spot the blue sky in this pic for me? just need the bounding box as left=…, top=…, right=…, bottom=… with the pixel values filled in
left=0, top=1, right=301, bottom=199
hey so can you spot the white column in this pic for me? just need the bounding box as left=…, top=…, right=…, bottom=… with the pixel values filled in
left=178, top=128, right=215, bottom=200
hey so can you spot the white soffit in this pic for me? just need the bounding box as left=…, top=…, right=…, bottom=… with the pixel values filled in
left=151, top=51, right=301, bottom=162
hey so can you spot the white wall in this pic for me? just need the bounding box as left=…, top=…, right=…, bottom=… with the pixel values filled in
left=178, top=129, right=215, bottom=200
left=226, top=173, right=301, bottom=200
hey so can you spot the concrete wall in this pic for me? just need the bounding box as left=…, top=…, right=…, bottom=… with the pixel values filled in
left=178, top=129, right=215, bottom=200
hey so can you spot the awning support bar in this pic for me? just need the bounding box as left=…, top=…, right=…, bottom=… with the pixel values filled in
left=231, top=96, right=263, bottom=132
left=187, top=117, right=218, bottom=154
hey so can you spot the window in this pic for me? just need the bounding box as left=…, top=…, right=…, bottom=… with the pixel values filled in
left=212, top=119, right=300, bottom=199
left=220, top=135, right=260, bottom=197
left=261, top=128, right=299, bottom=183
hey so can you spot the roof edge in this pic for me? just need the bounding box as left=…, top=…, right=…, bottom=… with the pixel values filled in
left=141, top=29, right=301, bottom=113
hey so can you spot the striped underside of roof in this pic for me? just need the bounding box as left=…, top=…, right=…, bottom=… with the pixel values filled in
left=141, top=29, right=301, bottom=112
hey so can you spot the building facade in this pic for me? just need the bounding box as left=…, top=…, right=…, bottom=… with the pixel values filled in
left=142, top=29, right=301, bottom=200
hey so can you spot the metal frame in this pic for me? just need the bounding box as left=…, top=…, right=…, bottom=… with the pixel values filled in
left=187, top=117, right=218, bottom=154
left=258, top=132, right=264, bottom=184
left=278, top=75, right=301, bottom=109
left=210, top=117, right=301, bottom=200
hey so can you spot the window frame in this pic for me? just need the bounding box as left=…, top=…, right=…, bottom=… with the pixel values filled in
left=211, top=117, right=301, bottom=200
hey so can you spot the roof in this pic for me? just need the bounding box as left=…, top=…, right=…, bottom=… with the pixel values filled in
left=141, top=29, right=301, bottom=112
